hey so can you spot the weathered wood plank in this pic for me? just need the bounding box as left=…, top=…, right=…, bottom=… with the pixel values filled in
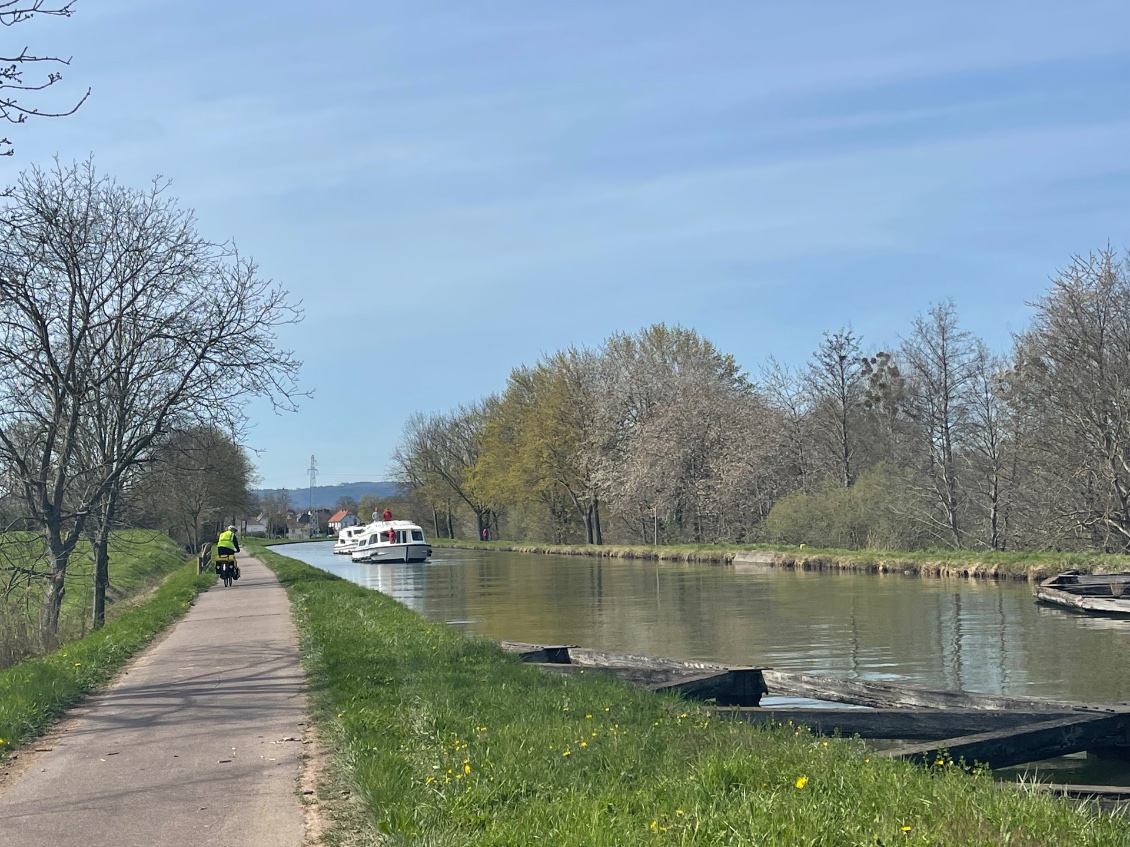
left=567, top=647, right=736, bottom=674
left=762, top=669, right=1086, bottom=711
left=877, top=713, right=1130, bottom=770
left=1035, top=586, right=1130, bottom=616
left=717, top=707, right=1088, bottom=739
left=1027, top=783, right=1130, bottom=804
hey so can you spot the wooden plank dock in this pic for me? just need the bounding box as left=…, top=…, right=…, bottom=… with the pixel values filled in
left=502, top=642, right=1130, bottom=774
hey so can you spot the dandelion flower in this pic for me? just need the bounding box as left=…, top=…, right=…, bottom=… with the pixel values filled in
left=795, top=776, right=808, bottom=789
left=901, top=826, right=912, bottom=833
left=563, top=749, right=572, bottom=757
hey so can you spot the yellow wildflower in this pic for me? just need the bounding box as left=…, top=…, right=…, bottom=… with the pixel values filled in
left=563, top=749, right=571, bottom=757
left=795, top=776, right=808, bottom=789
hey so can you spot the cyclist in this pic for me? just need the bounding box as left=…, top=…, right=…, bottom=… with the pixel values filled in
left=216, top=524, right=241, bottom=579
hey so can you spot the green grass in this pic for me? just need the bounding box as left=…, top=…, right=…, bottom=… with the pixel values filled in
left=255, top=541, right=1130, bottom=846
left=0, top=530, right=192, bottom=667
left=432, top=538, right=1130, bottom=580
left=0, top=559, right=214, bottom=759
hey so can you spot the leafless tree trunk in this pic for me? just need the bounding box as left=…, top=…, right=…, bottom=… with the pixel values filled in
left=900, top=300, right=978, bottom=548
left=805, top=328, right=865, bottom=488
left=0, top=159, right=302, bottom=639
left=966, top=344, right=1009, bottom=550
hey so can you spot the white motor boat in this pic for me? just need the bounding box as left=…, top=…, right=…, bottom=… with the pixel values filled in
left=333, top=525, right=368, bottom=554
left=351, top=520, right=432, bottom=564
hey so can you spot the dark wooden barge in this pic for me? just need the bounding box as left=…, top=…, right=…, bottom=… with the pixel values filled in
left=503, top=642, right=1130, bottom=789
left=1036, top=570, right=1130, bottom=616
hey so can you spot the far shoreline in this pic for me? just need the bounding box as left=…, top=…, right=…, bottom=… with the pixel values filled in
left=428, top=538, right=1130, bottom=582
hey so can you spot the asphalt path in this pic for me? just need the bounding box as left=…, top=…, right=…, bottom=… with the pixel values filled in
left=0, top=554, right=308, bottom=847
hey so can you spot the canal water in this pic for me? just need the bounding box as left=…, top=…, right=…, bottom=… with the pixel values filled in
left=277, top=541, right=1130, bottom=784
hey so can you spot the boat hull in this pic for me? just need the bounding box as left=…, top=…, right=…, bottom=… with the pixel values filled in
left=1035, top=571, right=1130, bottom=616
left=351, top=542, right=432, bottom=564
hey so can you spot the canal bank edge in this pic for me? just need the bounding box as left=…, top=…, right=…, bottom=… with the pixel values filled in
left=429, top=539, right=1119, bottom=582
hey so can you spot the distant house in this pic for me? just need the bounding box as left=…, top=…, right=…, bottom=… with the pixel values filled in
left=289, top=508, right=335, bottom=539
left=244, top=514, right=269, bottom=536
left=328, top=510, right=361, bottom=532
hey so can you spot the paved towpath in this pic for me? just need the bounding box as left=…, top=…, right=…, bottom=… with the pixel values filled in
left=0, top=554, right=308, bottom=847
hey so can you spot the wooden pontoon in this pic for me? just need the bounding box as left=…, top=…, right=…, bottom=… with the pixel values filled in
left=1036, top=570, right=1130, bottom=616
left=502, top=642, right=1130, bottom=772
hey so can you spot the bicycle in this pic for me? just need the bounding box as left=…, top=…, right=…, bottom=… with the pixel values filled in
left=214, top=552, right=240, bottom=587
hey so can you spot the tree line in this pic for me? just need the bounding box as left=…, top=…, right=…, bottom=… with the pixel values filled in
left=394, top=247, right=1130, bottom=555
left=0, top=159, right=301, bottom=645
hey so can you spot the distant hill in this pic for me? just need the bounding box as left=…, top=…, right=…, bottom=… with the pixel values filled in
left=254, top=481, right=402, bottom=510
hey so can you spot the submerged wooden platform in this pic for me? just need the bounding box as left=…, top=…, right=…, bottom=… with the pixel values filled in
left=502, top=642, right=1130, bottom=772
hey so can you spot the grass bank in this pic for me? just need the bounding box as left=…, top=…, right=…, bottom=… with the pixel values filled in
left=0, top=559, right=213, bottom=760
left=432, top=538, right=1130, bottom=581
left=0, top=530, right=191, bottom=668
left=256, top=542, right=1130, bottom=846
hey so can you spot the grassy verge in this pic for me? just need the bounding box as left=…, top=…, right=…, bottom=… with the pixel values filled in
left=1, top=530, right=191, bottom=668
left=0, top=560, right=214, bottom=759
left=432, top=538, right=1130, bottom=581
left=255, top=542, right=1130, bottom=846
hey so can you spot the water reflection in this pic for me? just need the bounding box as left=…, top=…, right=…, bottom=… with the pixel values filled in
left=279, top=542, right=1130, bottom=705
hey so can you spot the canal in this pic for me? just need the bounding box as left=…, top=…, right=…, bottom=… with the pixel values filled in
left=276, top=541, right=1130, bottom=784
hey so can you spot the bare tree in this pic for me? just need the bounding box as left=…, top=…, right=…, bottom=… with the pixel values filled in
left=0, top=1, right=89, bottom=156
left=0, top=159, right=302, bottom=639
left=965, top=344, right=1010, bottom=550
left=805, top=328, right=865, bottom=488
left=760, top=357, right=814, bottom=493
left=1014, top=248, right=1130, bottom=548
left=126, top=427, right=252, bottom=551
left=899, top=300, right=978, bottom=548
left=393, top=400, right=495, bottom=539
left=259, top=490, right=291, bottom=537
left=596, top=325, right=753, bottom=543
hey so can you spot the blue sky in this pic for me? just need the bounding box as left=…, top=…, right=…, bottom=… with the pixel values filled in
left=10, top=1, right=1130, bottom=489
